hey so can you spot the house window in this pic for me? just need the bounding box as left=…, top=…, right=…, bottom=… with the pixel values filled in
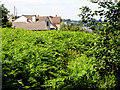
left=47, top=21, right=49, bottom=26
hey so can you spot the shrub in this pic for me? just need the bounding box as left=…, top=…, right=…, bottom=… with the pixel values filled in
left=2, top=28, right=96, bottom=89
left=60, top=23, right=83, bottom=32
left=6, top=21, right=12, bottom=27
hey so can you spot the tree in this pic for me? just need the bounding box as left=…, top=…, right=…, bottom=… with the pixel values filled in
left=0, top=4, right=9, bottom=27
left=78, top=1, right=120, bottom=88
left=60, top=23, right=66, bottom=30
left=78, top=1, right=120, bottom=29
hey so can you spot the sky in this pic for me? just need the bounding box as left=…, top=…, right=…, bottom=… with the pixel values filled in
left=1, top=0, right=101, bottom=20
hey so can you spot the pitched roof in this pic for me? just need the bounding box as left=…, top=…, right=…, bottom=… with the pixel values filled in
left=13, top=21, right=48, bottom=30
left=36, top=16, right=47, bottom=21
left=22, top=15, right=61, bottom=24
left=36, top=16, right=57, bottom=29
left=48, top=16, right=61, bottom=24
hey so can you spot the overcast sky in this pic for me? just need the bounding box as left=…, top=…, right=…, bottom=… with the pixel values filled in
left=1, top=0, right=100, bottom=20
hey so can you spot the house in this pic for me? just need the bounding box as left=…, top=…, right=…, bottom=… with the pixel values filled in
left=48, top=15, right=61, bottom=29
left=12, top=15, right=61, bottom=30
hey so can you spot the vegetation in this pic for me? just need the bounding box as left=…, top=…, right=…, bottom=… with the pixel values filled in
left=2, top=28, right=96, bottom=89
left=61, top=19, right=83, bottom=26
left=2, top=23, right=120, bottom=89
left=2, top=1, right=120, bottom=89
left=78, top=0, right=120, bottom=88
left=0, top=4, right=12, bottom=28
left=78, top=1, right=120, bottom=32
left=60, top=23, right=84, bottom=31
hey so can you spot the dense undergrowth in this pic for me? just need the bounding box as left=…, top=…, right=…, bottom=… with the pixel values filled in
left=2, top=27, right=120, bottom=89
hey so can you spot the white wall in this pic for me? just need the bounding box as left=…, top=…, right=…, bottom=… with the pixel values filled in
left=50, top=24, right=55, bottom=28
left=14, top=16, right=27, bottom=22
left=32, top=16, right=36, bottom=22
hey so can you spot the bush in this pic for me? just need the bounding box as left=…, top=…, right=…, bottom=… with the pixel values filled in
left=2, top=28, right=96, bottom=89
left=6, top=21, right=12, bottom=27
left=86, top=23, right=120, bottom=88
left=60, top=23, right=83, bottom=32
left=70, top=25, right=83, bottom=32
left=45, top=55, right=100, bottom=89
left=90, top=25, right=95, bottom=30
left=2, top=22, right=120, bottom=89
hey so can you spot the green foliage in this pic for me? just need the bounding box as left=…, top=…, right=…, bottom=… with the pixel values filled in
left=78, top=6, right=93, bottom=23
left=3, top=25, right=119, bottom=89
left=70, top=25, right=83, bottom=31
left=60, top=23, right=66, bottom=30
left=88, top=23, right=120, bottom=88
left=2, top=1, right=120, bottom=89
left=2, top=28, right=96, bottom=89
left=90, top=25, right=96, bottom=30
left=0, top=4, right=9, bottom=28
left=45, top=55, right=99, bottom=89
left=6, top=21, right=12, bottom=27
left=79, top=1, right=120, bottom=88
left=96, top=2, right=120, bottom=24
left=78, top=1, right=120, bottom=33
left=60, top=23, right=83, bottom=32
